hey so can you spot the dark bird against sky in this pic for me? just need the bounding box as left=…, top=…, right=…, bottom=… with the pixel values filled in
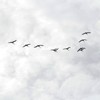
left=63, top=47, right=71, bottom=50
left=51, top=48, right=59, bottom=52
left=23, top=44, right=31, bottom=47
left=8, top=40, right=17, bottom=44
left=34, top=45, right=44, bottom=48
left=82, top=32, right=91, bottom=35
left=77, top=47, right=86, bottom=52
left=79, top=39, right=87, bottom=43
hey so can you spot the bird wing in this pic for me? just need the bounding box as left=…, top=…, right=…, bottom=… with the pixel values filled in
left=82, top=33, right=85, bottom=35
left=79, top=40, right=82, bottom=42
left=34, top=45, right=40, bottom=48
left=77, top=48, right=81, bottom=52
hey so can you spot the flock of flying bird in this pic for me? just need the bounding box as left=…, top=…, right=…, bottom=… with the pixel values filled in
left=8, top=32, right=91, bottom=52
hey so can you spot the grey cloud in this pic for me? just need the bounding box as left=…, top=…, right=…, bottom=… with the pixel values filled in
left=0, top=0, right=100, bottom=100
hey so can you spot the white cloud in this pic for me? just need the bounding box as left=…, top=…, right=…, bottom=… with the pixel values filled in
left=0, top=0, right=100, bottom=100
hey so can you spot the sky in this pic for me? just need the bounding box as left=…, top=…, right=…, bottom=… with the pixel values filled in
left=0, top=0, right=100, bottom=100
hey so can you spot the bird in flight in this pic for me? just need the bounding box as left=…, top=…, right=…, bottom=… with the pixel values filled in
left=23, top=44, right=31, bottom=47
left=8, top=40, right=17, bottom=44
left=63, top=47, right=71, bottom=51
left=82, top=32, right=91, bottom=35
left=79, top=39, right=87, bottom=43
left=77, top=47, right=86, bottom=52
left=51, top=48, right=59, bottom=52
left=34, top=45, right=44, bottom=48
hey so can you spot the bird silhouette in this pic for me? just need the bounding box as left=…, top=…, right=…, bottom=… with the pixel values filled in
left=51, top=48, right=59, bottom=52
left=82, top=32, right=91, bottom=35
left=23, top=44, right=31, bottom=47
left=34, top=45, right=44, bottom=48
left=79, top=39, right=87, bottom=43
left=63, top=47, right=71, bottom=50
left=8, top=40, right=17, bottom=44
left=77, top=47, right=86, bottom=52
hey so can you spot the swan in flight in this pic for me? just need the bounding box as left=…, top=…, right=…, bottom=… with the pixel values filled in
left=79, top=39, right=87, bottom=43
left=51, top=48, right=59, bottom=52
left=23, top=44, right=31, bottom=47
left=82, top=32, right=91, bottom=35
left=34, top=45, right=44, bottom=48
left=8, top=40, right=17, bottom=44
left=77, top=47, right=86, bottom=52
left=63, top=47, right=71, bottom=50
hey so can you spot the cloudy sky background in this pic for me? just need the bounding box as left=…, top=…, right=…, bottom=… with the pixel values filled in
left=0, top=0, right=100, bottom=100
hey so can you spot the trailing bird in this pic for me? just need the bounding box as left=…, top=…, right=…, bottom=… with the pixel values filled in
left=34, top=45, right=44, bottom=48
left=82, top=32, right=91, bottom=35
left=79, top=39, right=87, bottom=43
left=77, top=47, right=86, bottom=52
left=23, top=44, right=31, bottom=47
left=63, top=47, right=71, bottom=50
left=51, top=48, right=59, bottom=52
left=8, top=40, right=17, bottom=44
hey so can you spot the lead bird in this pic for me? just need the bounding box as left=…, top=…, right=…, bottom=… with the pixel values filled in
left=82, top=32, right=91, bottom=35
left=51, top=48, right=59, bottom=52
left=79, top=39, right=87, bottom=43
left=23, top=44, right=31, bottom=47
left=34, top=45, right=44, bottom=48
left=8, top=40, right=17, bottom=44
left=63, top=47, right=71, bottom=51
left=77, top=47, right=86, bottom=52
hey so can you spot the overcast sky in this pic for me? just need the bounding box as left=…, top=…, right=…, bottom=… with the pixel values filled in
left=0, top=0, right=100, bottom=100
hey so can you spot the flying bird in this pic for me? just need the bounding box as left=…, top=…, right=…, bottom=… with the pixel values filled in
left=82, top=32, right=91, bottom=35
left=51, top=48, right=59, bottom=52
left=23, top=44, right=31, bottom=47
left=63, top=47, right=71, bottom=50
left=8, top=40, right=17, bottom=44
left=77, top=47, right=86, bottom=52
left=79, top=39, right=87, bottom=43
left=34, top=45, right=44, bottom=48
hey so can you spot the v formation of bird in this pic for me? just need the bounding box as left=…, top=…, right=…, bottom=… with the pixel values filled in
left=8, top=32, right=91, bottom=52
